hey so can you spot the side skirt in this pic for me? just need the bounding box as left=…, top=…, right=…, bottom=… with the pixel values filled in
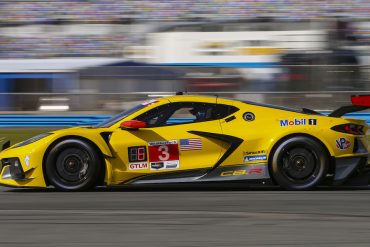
left=129, top=164, right=270, bottom=185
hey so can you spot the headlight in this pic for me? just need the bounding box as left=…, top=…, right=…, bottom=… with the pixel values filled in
left=12, top=133, right=53, bottom=148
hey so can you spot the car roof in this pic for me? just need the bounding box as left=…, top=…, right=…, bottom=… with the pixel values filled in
left=162, top=94, right=304, bottom=114
left=165, top=95, right=218, bottom=103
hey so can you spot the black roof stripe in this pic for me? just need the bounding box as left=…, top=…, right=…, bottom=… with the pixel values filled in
left=240, top=100, right=302, bottom=113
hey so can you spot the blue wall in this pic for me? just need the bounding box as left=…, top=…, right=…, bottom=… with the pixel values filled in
left=0, top=113, right=369, bottom=127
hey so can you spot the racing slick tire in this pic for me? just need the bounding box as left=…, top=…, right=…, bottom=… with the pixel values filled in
left=270, top=136, right=329, bottom=190
left=45, top=139, right=102, bottom=191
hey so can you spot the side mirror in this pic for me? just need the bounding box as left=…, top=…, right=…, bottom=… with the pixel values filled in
left=120, top=120, right=147, bottom=130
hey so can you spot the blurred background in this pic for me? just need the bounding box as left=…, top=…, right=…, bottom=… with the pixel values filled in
left=0, top=3, right=369, bottom=246
left=0, top=0, right=369, bottom=137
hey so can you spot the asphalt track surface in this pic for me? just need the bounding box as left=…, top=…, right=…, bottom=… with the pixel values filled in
left=1, top=185, right=370, bottom=247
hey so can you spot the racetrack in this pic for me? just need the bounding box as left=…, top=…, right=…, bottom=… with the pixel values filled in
left=1, top=185, right=370, bottom=246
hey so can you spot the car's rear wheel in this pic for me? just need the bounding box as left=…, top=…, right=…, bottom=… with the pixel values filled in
left=45, top=139, right=102, bottom=191
left=270, top=136, right=329, bottom=190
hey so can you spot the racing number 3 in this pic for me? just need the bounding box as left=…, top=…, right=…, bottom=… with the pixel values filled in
left=158, top=145, right=169, bottom=161
left=148, top=141, right=179, bottom=162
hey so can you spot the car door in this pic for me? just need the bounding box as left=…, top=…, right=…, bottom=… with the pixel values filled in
left=109, top=101, right=229, bottom=180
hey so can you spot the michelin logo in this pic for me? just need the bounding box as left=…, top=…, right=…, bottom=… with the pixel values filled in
left=280, top=118, right=317, bottom=127
left=244, top=155, right=267, bottom=162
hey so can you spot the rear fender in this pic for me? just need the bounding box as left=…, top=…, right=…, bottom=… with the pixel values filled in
left=267, top=132, right=334, bottom=158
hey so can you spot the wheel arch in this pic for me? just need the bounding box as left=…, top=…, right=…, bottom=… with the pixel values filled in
left=42, top=135, right=107, bottom=186
left=267, top=133, right=334, bottom=183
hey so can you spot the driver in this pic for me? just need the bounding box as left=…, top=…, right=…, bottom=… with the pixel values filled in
left=189, top=107, right=206, bottom=121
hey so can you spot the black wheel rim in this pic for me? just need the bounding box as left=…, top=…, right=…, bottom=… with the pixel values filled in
left=279, top=147, right=319, bottom=183
left=56, top=149, right=90, bottom=183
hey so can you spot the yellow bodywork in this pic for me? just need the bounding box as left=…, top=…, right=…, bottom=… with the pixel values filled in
left=0, top=95, right=368, bottom=188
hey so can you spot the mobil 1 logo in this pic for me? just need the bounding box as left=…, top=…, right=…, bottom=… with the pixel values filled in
left=280, top=118, right=317, bottom=127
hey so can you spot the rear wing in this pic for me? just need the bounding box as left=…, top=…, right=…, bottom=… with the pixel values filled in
left=329, top=95, right=370, bottom=117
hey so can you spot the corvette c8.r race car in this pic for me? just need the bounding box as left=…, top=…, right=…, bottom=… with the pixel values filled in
left=0, top=94, right=369, bottom=191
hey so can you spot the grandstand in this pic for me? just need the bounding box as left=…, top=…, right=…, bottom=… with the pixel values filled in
left=0, top=1, right=369, bottom=58
left=0, top=1, right=369, bottom=24
left=0, top=0, right=368, bottom=115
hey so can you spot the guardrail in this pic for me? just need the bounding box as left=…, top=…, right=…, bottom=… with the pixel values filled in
left=0, top=112, right=369, bottom=127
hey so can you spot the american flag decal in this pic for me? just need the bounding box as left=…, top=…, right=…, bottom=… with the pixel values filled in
left=180, top=138, right=202, bottom=151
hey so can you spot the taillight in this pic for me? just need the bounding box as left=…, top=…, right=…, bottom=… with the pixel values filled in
left=331, top=124, right=365, bottom=135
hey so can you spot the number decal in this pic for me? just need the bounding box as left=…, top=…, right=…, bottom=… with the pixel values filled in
left=158, top=145, right=170, bottom=161
left=148, top=140, right=180, bottom=170
left=128, top=146, right=147, bottom=162
left=137, top=147, right=146, bottom=161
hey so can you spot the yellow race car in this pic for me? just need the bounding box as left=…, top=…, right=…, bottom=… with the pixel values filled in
left=0, top=94, right=369, bottom=191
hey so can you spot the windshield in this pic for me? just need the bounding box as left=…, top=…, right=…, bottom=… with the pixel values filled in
left=94, top=104, right=147, bottom=128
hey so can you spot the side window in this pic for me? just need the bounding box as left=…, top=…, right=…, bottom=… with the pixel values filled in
left=135, top=102, right=239, bottom=127
left=166, top=107, right=196, bottom=125
left=213, top=104, right=239, bottom=119
left=135, top=104, right=174, bottom=127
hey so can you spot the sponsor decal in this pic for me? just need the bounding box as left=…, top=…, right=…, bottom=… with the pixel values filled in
left=149, top=140, right=180, bottom=170
left=280, top=118, right=306, bottom=127
left=129, top=162, right=148, bottom=170
left=280, top=118, right=317, bottom=127
left=244, top=150, right=266, bottom=155
left=150, top=162, right=165, bottom=170
left=150, top=161, right=180, bottom=170
left=148, top=140, right=178, bottom=146
left=24, top=155, right=30, bottom=168
left=336, top=137, right=351, bottom=150
left=165, top=161, right=180, bottom=169
left=220, top=168, right=263, bottom=177
left=244, top=155, right=267, bottom=162
left=128, top=146, right=147, bottom=162
left=243, top=112, right=255, bottom=121
left=180, top=138, right=202, bottom=151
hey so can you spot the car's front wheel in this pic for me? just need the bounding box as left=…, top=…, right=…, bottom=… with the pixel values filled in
left=270, top=136, right=329, bottom=190
left=45, top=139, right=102, bottom=191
